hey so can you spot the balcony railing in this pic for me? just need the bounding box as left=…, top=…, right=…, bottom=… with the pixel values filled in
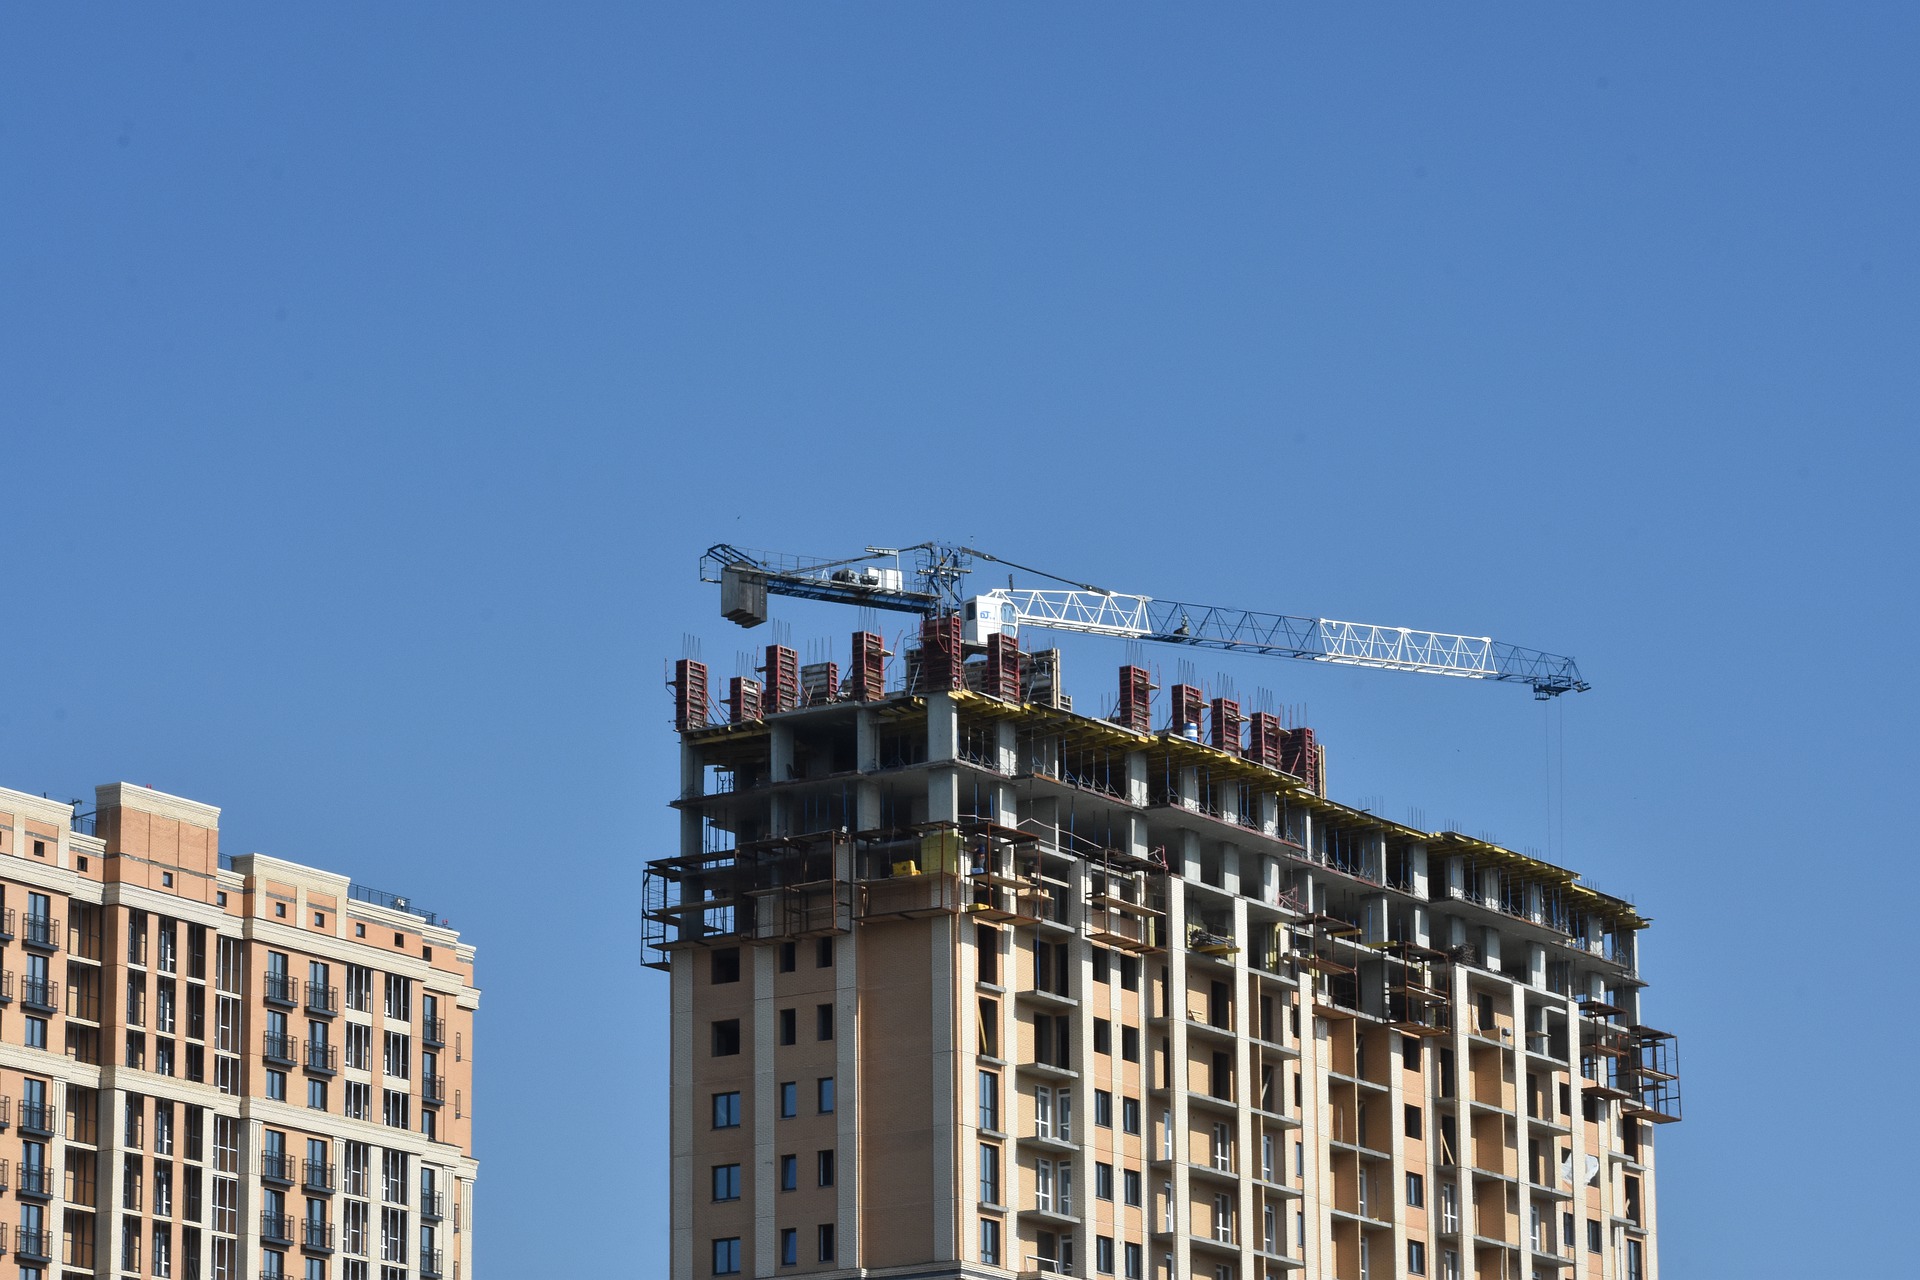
left=18, top=1164, right=51, bottom=1198
left=17, top=1102, right=54, bottom=1137
left=260, top=1212, right=294, bottom=1245
left=22, top=914, right=59, bottom=951
left=304, top=1042, right=339, bottom=1075
left=15, top=1227, right=49, bottom=1262
left=422, top=1074, right=445, bottom=1106
left=264, top=974, right=299, bottom=1007
left=0, top=969, right=11, bottom=1005
left=420, top=1249, right=444, bottom=1279
left=306, top=983, right=339, bottom=1017
left=263, top=1033, right=297, bottom=1066
left=422, top=1015, right=446, bottom=1048
left=20, top=978, right=57, bottom=1013
left=0, top=907, right=13, bottom=941
left=259, top=1152, right=296, bottom=1186
left=301, top=1220, right=334, bottom=1252
left=419, top=1191, right=445, bottom=1222
left=303, top=1161, right=337, bottom=1194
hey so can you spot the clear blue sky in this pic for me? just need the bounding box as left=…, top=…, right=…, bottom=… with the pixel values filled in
left=5, top=5, right=1915, bottom=1273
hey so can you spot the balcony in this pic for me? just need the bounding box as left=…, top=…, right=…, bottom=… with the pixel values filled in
left=300, top=1220, right=334, bottom=1253
left=422, top=1015, right=446, bottom=1048
left=260, top=1213, right=294, bottom=1245
left=15, top=1227, right=50, bottom=1263
left=421, top=1074, right=445, bottom=1106
left=420, top=1249, right=445, bottom=1279
left=17, top=1102, right=54, bottom=1137
left=0, top=970, right=10, bottom=1005
left=0, top=907, right=12, bottom=941
left=21, top=914, right=59, bottom=952
left=0, top=1095, right=10, bottom=1131
left=17, top=1164, right=51, bottom=1200
left=304, top=1042, right=339, bottom=1076
left=263, top=1033, right=297, bottom=1067
left=264, top=974, right=299, bottom=1008
left=259, top=1152, right=296, bottom=1186
left=19, top=977, right=57, bottom=1014
left=306, top=984, right=339, bottom=1018
left=303, top=1161, right=337, bottom=1195
left=420, top=1190, right=445, bottom=1222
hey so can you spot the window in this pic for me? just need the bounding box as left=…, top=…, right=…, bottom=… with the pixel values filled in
left=1121, top=1097, right=1141, bottom=1135
left=25, top=1016, right=46, bottom=1049
left=780, top=1155, right=798, bottom=1192
left=1121, top=1025, right=1140, bottom=1062
left=780, top=1083, right=798, bottom=1119
left=1406, top=1172, right=1425, bottom=1208
left=1095, top=1162, right=1114, bottom=1200
left=779, top=942, right=797, bottom=972
left=308, top=1080, right=327, bottom=1111
left=817, top=1224, right=835, bottom=1262
left=779, top=1009, right=797, bottom=1045
left=779, top=1228, right=797, bottom=1266
left=314, top=911, right=325, bottom=927
left=1405, top=1104, right=1423, bottom=1140
left=712, top=1020, right=741, bottom=1056
left=976, top=925, right=1001, bottom=985
left=979, top=1218, right=1002, bottom=1265
left=978, top=1070, right=1001, bottom=1131
left=816, top=1003, right=834, bottom=1041
left=163, top=872, right=174, bottom=887
left=345, top=966, right=373, bottom=1013
left=1124, top=1242, right=1144, bottom=1279
left=1092, top=948, right=1110, bottom=983
left=712, top=1165, right=740, bottom=1202
left=712, top=1092, right=741, bottom=1129
left=817, top=1077, right=835, bottom=1114
left=978, top=1144, right=1001, bottom=1205
left=1123, top=1168, right=1142, bottom=1206
left=712, top=1237, right=741, bottom=1276
left=1588, top=1220, right=1603, bottom=1253
left=382, top=1089, right=408, bottom=1129
left=1094, top=1018, right=1112, bottom=1055
left=267, top=1070, right=287, bottom=1102
left=816, top=937, right=834, bottom=968
left=710, top=949, right=740, bottom=984
left=1097, top=1235, right=1115, bottom=1274
left=1095, top=1089, right=1113, bottom=1127
left=276, top=902, right=287, bottom=918
left=1408, top=1240, right=1427, bottom=1275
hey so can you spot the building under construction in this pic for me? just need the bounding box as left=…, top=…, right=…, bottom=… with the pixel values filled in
left=646, top=622, right=1676, bottom=1280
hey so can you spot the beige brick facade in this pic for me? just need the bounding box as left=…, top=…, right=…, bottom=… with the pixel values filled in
left=0, top=782, right=479, bottom=1280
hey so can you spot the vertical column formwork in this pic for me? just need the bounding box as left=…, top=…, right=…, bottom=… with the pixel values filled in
left=917, top=616, right=965, bottom=694
left=1246, top=713, right=1283, bottom=770
left=673, top=659, right=710, bottom=731
left=1117, top=665, right=1154, bottom=734
left=1210, top=698, right=1244, bottom=756
left=1169, top=684, right=1205, bottom=737
left=763, top=645, right=801, bottom=714
left=983, top=632, right=1021, bottom=702
left=850, top=631, right=889, bottom=702
left=728, top=676, right=763, bottom=725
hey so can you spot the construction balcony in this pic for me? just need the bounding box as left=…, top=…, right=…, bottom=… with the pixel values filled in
left=303, top=1042, right=338, bottom=1076
left=14, top=1227, right=49, bottom=1265
left=264, top=974, right=299, bottom=1008
left=260, top=1213, right=294, bottom=1246
left=263, top=1032, right=297, bottom=1067
left=423, top=1014, right=446, bottom=1047
left=305, top=984, right=339, bottom=1018
left=302, top=1161, right=336, bottom=1195
left=421, top=1249, right=445, bottom=1279
left=420, top=1190, right=446, bottom=1222
left=260, top=1152, right=296, bottom=1186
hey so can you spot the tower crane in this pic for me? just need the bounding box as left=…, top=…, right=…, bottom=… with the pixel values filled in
left=701, top=541, right=1587, bottom=699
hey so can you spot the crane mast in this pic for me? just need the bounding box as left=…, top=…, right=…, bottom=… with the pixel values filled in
left=701, top=541, right=1587, bottom=699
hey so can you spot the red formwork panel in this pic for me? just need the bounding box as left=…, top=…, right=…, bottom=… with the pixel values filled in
left=850, top=631, right=888, bottom=701
left=984, top=632, right=1021, bottom=702
left=1169, top=683, right=1206, bottom=736
left=728, top=676, right=763, bottom=724
left=674, top=659, right=709, bottom=731
left=763, top=645, right=800, bottom=714
left=1117, top=665, right=1153, bottom=734
left=1210, top=698, right=1244, bottom=756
